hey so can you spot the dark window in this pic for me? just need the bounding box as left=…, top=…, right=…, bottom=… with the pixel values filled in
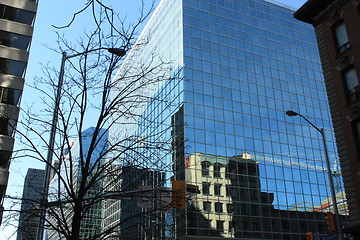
left=229, top=221, right=236, bottom=232
left=226, top=163, right=237, bottom=179
left=0, top=87, right=21, bottom=105
left=250, top=189, right=259, bottom=200
left=202, top=162, right=209, bottom=176
left=215, top=202, right=223, bottom=212
left=227, top=203, right=234, bottom=214
left=0, top=30, right=31, bottom=50
left=282, top=220, right=290, bottom=229
left=216, top=220, right=224, bottom=232
left=252, top=222, right=259, bottom=231
left=251, top=205, right=258, bottom=216
left=241, top=204, right=248, bottom=215
left=203, top=201, right=211, bottom=212
left=0, top=150, right=11, bottom=166
left=344, top=67, right=360, bottom=102
left=214, top=163, right=221, bottom=177
left=0, top=58, right=26, bottom=77
left=353, top=120, right=360, bottom=154
left=226, top=185, right=238, bottom=199
left=0, top=4, right=35, bottom=25
left=226, top=185, right=230, bottom=196
left=240, top=188, right=248, bottom=200
left=0, top=117, right=16, bottom=136
left=334, top=22, right=350, bottom=53
left=214, top=184, right=221, bottom=195
left=202, top=182, right=210, bottom=195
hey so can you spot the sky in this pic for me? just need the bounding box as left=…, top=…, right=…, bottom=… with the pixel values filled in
left=1, top=0, right=308, bottom=239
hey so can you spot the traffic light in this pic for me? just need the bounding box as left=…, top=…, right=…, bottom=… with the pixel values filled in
left=172, top=180, right=186, bottom=209
left=305, top=232, right=313, bottom=240
left=325, top=211, right=336, bottom=233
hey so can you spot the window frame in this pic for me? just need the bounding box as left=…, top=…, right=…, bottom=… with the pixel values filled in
left=201, top=162, right=210, bottom=176
left=214, top=183, right=221, bottom=196
left=333, top=21, right=350, bottom=54
left=342, top=66, right=360, bottom=103
left=216, top=220, right=224, bottom=232
left=213, top=163, right=221, bottom=178
left=215, top=202, right=223, bottom=213
left=203, top=201, right=212, bottom=212
left=202, top=182, right=210, bottom=195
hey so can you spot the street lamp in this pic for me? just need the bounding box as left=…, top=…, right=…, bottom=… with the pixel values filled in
left=36, top=47, right=126, bottom=240
left=286, top=110, right=343, bottom=240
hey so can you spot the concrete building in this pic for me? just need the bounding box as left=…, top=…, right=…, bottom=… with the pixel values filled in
left=17, top=168, right=45, bottom=240
left=0, top=0, right=38, bottom=224
left=294, top=0, right=360, bottom=238
left=110, top=0, right=349, bottom=238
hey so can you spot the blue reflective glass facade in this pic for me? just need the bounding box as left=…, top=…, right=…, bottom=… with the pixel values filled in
left=109, top=0, right=348, bottom=239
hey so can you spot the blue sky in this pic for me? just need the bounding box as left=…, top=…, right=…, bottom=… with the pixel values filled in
left=2, top=0, right=309, bottom=239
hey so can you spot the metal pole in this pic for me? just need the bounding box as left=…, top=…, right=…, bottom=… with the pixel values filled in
left=286, top=110, right=343, bottom=240
left=320, top=128, right=344, bottom=240
left=36, top=52, right=67, bottom=240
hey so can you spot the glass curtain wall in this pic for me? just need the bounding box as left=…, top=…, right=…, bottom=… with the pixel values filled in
left=108, top=0, right=348, bottom=239
left=181, top=0, right=347, bottom=239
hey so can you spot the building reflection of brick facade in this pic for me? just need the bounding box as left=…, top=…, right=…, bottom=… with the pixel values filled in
left=184, top=152, right=348, bottom=239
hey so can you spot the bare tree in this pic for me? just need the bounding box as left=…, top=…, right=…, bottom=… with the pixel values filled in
left=3, top=1, right=180, bottom=239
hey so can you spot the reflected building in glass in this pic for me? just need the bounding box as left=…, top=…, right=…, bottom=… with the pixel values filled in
left=47, top=127, right=108, bottom=240
left=109, top=0, right=348, bottom=239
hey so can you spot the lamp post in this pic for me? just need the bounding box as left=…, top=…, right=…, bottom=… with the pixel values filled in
left=36, top=47, right=126, bottom=240
left=286, top=110, right=343, bottom=240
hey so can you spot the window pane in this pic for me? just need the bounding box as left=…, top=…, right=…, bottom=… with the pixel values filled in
left=227, top=204, right=234, bottom=214
left=345, top=68, right=358, bottom=90
left=344, top=67, right=360, bottom=102
left=335, top=22, right=350, bottom=52
left=216, top=220, right=224, bottom=231
left=202, top=162, right=209, bottom=176
left=0, top=5, right=35, bottom=25
left=0, top=118, right=16, bottom=136
left=0, top=150, right=11, bottom=166
left=214, top=184, right=221, bottom=195
left=203, top=201, right=211, bottom=212
left=215, top=202, right=223, bottom=212
left=0, top=30, right=31, bottom=50
left=214, top=163, right=221, bottom=177
left=202, top=182, right=210, bottom=195
left=0, top=58, right=26, bottom=77
left=0, top=87, right=21, bottom=105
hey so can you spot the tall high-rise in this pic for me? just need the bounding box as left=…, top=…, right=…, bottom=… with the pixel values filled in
left=17, top=168, right=45, bottom=240
left=0, top=0, right=38, bottom=224
left=109, top=0, right=348, bottom=239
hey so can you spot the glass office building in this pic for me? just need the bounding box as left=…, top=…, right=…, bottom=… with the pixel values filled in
left=108, top=0, right=348, bottom=239
left=17, top=168, right=45, bottom=240
left=47, top=127, right=108, bottom=240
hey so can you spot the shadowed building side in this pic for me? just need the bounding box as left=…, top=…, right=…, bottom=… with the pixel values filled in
left=295, top=0, right=360, bottom=237
left=17, top=168, right=45, bottom=240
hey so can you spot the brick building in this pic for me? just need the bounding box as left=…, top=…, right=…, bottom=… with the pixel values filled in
left=295, top=0, right=360, bottom=237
